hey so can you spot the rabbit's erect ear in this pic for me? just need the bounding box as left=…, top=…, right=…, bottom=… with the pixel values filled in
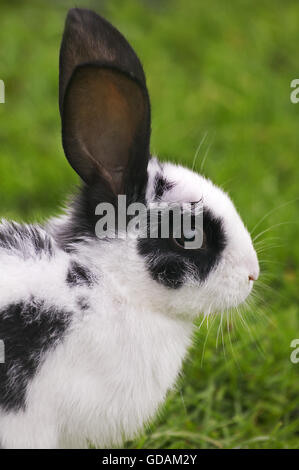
left=59, top=8, right=151, bottom=197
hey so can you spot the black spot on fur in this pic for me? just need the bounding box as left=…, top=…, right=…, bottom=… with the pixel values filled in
left=0, top=299, right=71, bottom=411
left=138, top=208, right=226, bottom=289
left=0, top=222, right=54, bottom=258
left=66, top=261, right=94, bottom=287
left=76, top=296, right=90, bottom=311
left=154, top=174, right=174, bottom=200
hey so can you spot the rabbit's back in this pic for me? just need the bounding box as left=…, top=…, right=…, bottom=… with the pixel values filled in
left=0, top=220, right=54, bottom=259
left=0, top=220, right=79, bottom=413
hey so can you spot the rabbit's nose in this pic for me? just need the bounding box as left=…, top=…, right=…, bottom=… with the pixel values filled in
left=248, top=270, right=259, bottom=281
left=246, top=249, right=259, bottom=282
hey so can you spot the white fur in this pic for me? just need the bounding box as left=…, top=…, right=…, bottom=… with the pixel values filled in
left=0, top=158, right=259, bottom=448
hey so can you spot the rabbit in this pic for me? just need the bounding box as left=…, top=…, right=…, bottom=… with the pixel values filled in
left=0, top=8, right=259, bottom=449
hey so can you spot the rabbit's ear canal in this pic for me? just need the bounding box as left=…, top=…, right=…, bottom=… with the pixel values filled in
left=59, top=8, right=151, bottom=197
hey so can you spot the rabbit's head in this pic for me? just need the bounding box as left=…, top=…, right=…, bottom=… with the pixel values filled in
left=58, top=9, right=259, bottom=318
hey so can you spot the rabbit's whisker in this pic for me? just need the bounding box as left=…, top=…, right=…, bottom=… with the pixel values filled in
left=250, top=198, right=299, bottom=236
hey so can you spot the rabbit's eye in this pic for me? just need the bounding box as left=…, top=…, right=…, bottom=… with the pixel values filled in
left=173, top=228, right=206, bottom=250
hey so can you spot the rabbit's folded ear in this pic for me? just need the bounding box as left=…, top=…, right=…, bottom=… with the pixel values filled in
left=59, top=8, right=151, bottom=197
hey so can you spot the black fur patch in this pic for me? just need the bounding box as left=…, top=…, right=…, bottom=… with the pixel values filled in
left=0, top=222, right=54, bottom=258
left=154, top=174, right=174, bottom=200
left=53, top=182, right=148, bottom=250
left=0, top=299, right=71, bottom=411
left=76, top=296, right=90, bottom=311
left=138, top=208, right=226, bottom=289
left=66, top=261, right=94, bottom=287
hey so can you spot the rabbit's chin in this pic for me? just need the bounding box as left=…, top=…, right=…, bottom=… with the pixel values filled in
left=183, top=258, right=257, bottom=319
left=161, top=278, right=254, bottom=321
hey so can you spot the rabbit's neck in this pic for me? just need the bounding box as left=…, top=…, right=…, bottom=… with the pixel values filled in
left=70, top=237, right=194, bottom=317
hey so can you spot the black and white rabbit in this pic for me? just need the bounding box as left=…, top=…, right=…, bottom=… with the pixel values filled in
left=0, top=8, right=259, bottom=448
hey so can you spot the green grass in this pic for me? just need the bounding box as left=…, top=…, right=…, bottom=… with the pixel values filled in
left=1, top=0, right=299, bottom=449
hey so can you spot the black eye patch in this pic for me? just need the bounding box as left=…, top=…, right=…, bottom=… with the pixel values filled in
left=137, top=207, right=226, bottom=289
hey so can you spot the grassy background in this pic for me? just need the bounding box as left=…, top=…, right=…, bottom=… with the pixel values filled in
left=0, top=0, right=299, bottom=449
